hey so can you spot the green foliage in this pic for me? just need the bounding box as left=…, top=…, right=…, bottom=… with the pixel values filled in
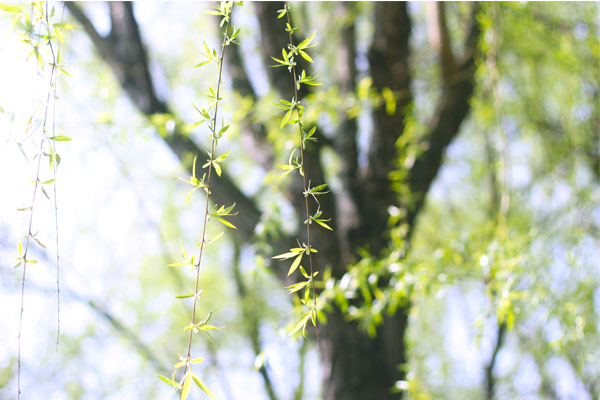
left=160, top=2, right=241, bottom=398
left=269, top=3, right=331, bottom=339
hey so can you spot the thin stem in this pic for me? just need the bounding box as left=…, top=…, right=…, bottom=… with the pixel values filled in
left=285, top=6, right=319, bottom=341
left=180, top=13, right=232, bottom=387
left=51, top=2, right=66, bottom=352
left=18, top=4, right=58, bottom=398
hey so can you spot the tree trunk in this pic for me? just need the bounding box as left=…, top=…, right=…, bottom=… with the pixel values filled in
left=66, top=2, right=480, bottom=398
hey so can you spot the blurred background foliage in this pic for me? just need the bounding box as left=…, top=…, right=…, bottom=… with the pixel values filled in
left=0, top=2, right=598, bottom=399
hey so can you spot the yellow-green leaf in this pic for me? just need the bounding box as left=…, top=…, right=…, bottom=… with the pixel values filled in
left=298, top=50, right=313, bottom=63
left=289, top=312, right=311, bottom=337
left=48, top=136, right=71, bottom=141
left=288, top=253, right=303, bottom=276
left=0, top=3, right=25, bottom=12
left=157, top=374, right=179, bottom=387
left=167, top=261, right=187, bottom=267
left=192, top=374, right=215, bottom=398
left=281, top=109, right=293, bottom=129
left=181, top=372, right=192, bottom=400
left=213, top=162, right=222, bottom=177
left=216, top=217, right=237, bottom=229
left=297, top=31, right=316, bottom=50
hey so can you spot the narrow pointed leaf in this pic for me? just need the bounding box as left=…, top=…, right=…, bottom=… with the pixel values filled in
left=192, top=374, right=216, bottom=398
left=181, top=372, right=192, bottom=400
left=288, top=253, right=303, bottom=276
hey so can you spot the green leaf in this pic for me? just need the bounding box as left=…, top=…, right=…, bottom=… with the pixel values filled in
left=0, top=3, right=25, bottom=12
left=216, top=217, right=237, bottom=229
left=281, top=109, right=293, bottom=129
left=192, top=374, right=216, bottom=398
left=48, top=136, right=71, bottom=141
left=273, top=248, right=302, bottom=260
left=167, top=261, right=188, bottom=268
left=17, top=241, right=23, bottom=257
left=309, top=183, right=329, bottom=194
left=54, top=23, right=76, bottom=30
left=298, top=50, right=313, bottom=63
left=270, top=56, right=287, bottom=67
left=214, top=151, right=230, bottom=163
left=289, top=311, right=311, bottom=337
left=213, top=162, right=222, bottom=177
left=288, top=253, right=303, bottom=276
left=184, top=186, right=200, bottom=204
left=277, top=8, right=287, bottom=19
left=175, top=291, right=194, bottom=298
left=204, top=231, right=224, bottom=244
left=315, top=219, right=333, bottom=231
left=305, top=126, right=316, bottom=139
left=299, top=266, right=309, bottom=279
left=55, top=27, right=64, bottom=43
left=180, top=240, right=189, bottom=261
left=287, top=281, right=309, bottom=293
left=217, top=124, right=230, bottom=137
left=181, top=372, right=192, bottom=400
left=282, top=48, right=289, bottom=63
left=58, top=67, right=70, bottom=77
left=297, top=31, right=316, bottom=50
left=194, top=60, right=212, bottom=68
left=190, top=358, right=204, bottom=364
left=199, top=325, right=221, bottom=331
left=157, top=374, right=179, bottom=388
left=40, top=179, right=55, bottom=185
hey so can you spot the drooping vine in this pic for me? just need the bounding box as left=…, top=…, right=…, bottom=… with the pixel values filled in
left=158, top=2, right=241, bottom=399
left=271, top=3, right=329, bottom=338
left=7, top=2, right=71, bottom=398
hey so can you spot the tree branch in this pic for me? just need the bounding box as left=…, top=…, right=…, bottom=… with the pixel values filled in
left=406, top=3, right=480, bottom=233
left=485, top=322, right=506, bottom=400
left=65, top=2, right=261, bottom=239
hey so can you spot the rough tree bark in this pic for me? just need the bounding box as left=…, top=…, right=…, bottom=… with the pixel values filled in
left=65, top=2, right=480, bottom=399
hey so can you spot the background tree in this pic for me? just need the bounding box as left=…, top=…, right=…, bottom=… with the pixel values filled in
left=1, top=2, right=598, bottom=399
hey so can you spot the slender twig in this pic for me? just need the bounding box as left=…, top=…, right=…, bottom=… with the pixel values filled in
left=180, top=11, right=233, bottom=387
left=51, top=1, right=66, bottom=352
left=17, top=4, right=59, bottom=398
left=285, top=5, right=319, bottom=341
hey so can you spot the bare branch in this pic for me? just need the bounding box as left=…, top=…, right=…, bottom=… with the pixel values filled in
left=65, top=2, right=261, bottom=239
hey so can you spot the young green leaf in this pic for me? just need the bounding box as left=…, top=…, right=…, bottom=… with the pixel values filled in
left=298, top=50, right=313, bottom=63
left=297, top=31, right=316, bottom=50
left=288, top=253, right=303, bottom=276
left=48, top=136, right=71, bottom=141
left=192, top=374, right=216, bottom=398
left=157, top=374, right=179, bottom=388
left=281, top=109, right=293, bottom=128
left=289, top=311, right=312, bottom=337
left=181, top=372, right=192, bottom=400
left=216, top=217, right=236, bottom=229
